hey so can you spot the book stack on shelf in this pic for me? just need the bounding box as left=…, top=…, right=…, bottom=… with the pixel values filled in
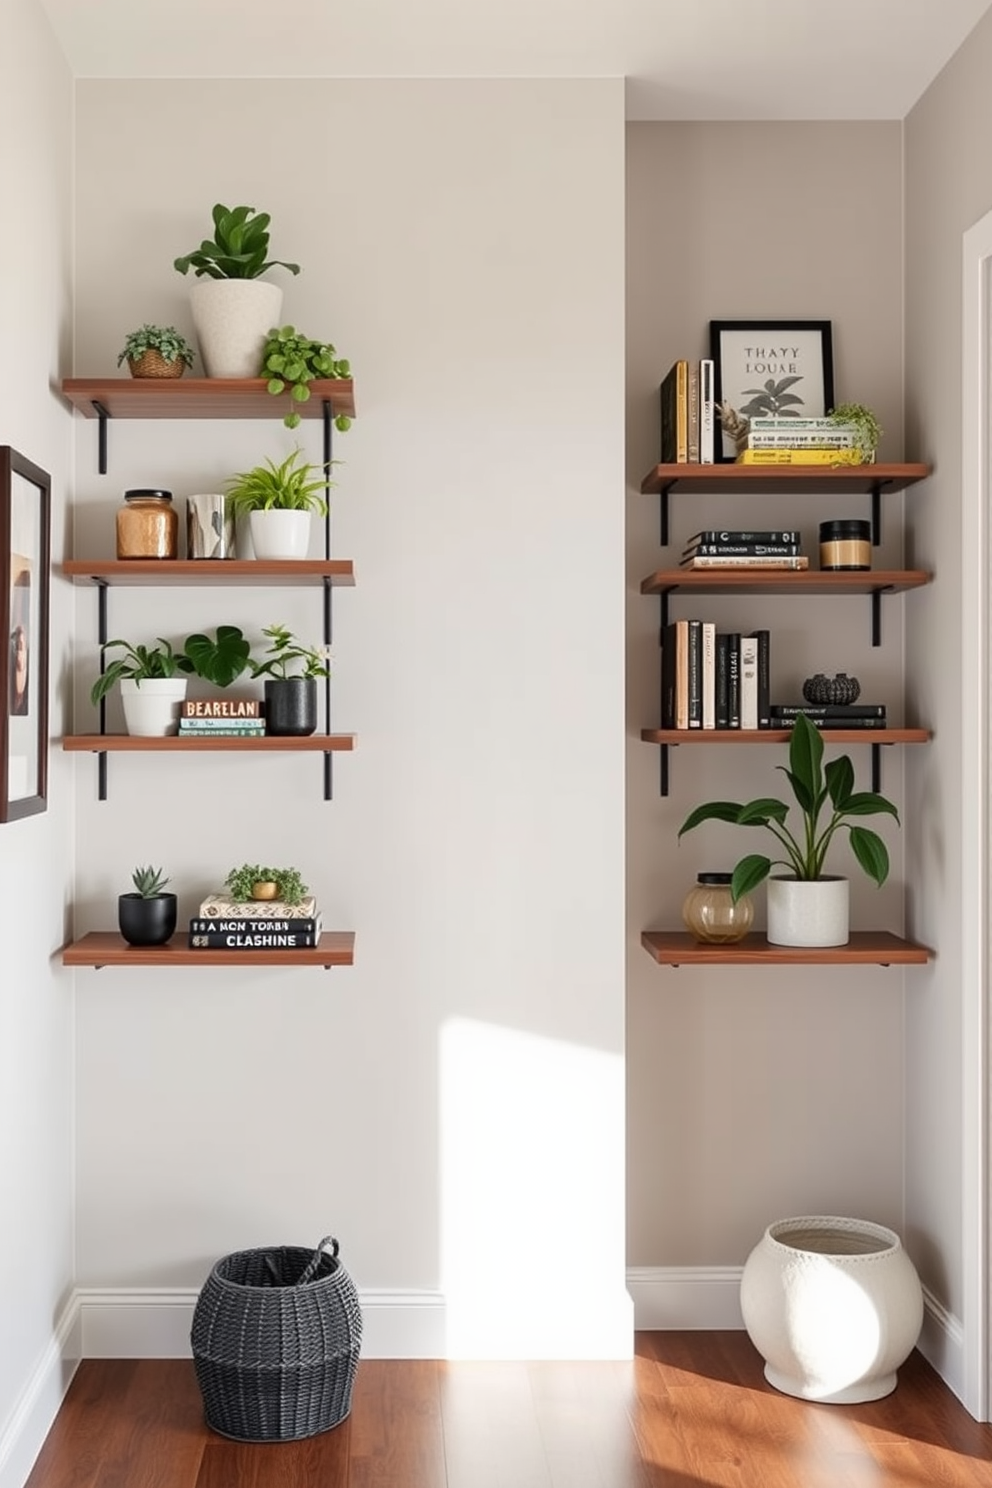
left=662, top=621, right=770, bottom=731
left=680, top=529, right=808, bottom=572
left=770, top=703, right=888, bottom=732
left=189, top=892, right=323, bottom=950
left=179, top=698, right=265, bottom=738
left=660, top=358, right=716, bottom=465
left=734, top=416, right=863, bottom=467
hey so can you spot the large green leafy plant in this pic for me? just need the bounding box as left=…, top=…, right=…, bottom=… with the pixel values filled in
left=89, top=638, right=188, bottom=705
left=677, top=712, right=900, bottom=901
left=262, top=325, right=353, bottom=431
left=173, top=203, right=300, bottom=281
left=225, top=448, right=330, bottom=517
left=249, top=623, right=330, bottom=680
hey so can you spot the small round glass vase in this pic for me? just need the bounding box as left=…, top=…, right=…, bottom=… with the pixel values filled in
left=682, top=872, right=754, bottom=944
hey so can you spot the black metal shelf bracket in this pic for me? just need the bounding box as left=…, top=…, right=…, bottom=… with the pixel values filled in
left=91, top=402, right=111, bottom=475
left=95, top=579, right=109, bottom=799
left=322, top=402, right=335, bottom=801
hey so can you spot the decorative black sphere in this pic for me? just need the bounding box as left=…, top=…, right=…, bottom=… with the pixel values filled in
left=802, top=672, right=861, bottom=705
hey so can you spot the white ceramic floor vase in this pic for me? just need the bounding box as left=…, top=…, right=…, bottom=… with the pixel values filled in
left=189, top=279, right=283, bottom=379
left=120, top=678, right=188, bottom=737
left=766, top=874, right=849, bottom=947
left=740, top=1216, right=924, bottom=1404
left=248, top=509, right=312, bottom=560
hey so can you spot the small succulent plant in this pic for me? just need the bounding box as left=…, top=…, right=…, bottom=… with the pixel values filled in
left=131, top=865, right=171, bottom=898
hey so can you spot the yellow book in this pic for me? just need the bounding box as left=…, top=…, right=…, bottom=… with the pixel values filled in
left=735, top=448, right=865, bottom=467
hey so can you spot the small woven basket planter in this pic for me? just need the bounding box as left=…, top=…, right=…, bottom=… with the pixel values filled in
left=127, top=349, right=186, bottom=379
left=191, top=1234, right=362, bottom=1442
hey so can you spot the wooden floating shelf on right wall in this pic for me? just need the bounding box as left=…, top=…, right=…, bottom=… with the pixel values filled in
left=641, top=932, right=933, bottom=968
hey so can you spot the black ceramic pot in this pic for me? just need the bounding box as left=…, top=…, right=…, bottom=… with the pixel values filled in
left=118, top=892, right=178, bottom=947
left=264, top=678, right=317, bottom=737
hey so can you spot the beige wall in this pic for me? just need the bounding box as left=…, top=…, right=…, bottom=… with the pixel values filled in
left=625, top=122, right=910, bottom=1265
left=0, top=1, right=75, bottom=1479
left=70, top=77, right=630, bottom=1358
left=904, top=1, right=992, bottom=1405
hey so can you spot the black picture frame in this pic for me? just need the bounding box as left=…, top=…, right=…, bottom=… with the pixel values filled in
left=0, top=447, right=50, bottom=822
left=709, top=320, right=834, bottom=462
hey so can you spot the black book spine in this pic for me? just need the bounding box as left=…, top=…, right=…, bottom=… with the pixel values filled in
left=750, top=629, right=771, bottom=728
left=686, top=530, right=801, bottom=545
left=726, top=634, right=741, bottom=729
left=684, top=543, right=802, bottom=557
left=771, top=704, right=886, bottom=719
left=661, top=622, right=677, bottom=729
left=189, top=928, right=320, bottom=948
left=189, top=917, right=320, bottom=935
left=687, top=619, right=703, bottom=728
left=715, top=633, right=730, bottom=729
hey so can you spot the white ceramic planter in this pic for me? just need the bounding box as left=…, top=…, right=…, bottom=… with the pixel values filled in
left=120, top=678, right=188, bottom=737
left=740, top=1216, right=924, bottom=1403
left=766, top=874, right=849, bottom=947
left=248, top=509, right=312, bottom=560
left=189, top=279, right=283, bottom=379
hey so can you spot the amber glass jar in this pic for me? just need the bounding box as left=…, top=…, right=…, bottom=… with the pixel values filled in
left=819, top=518, right=871, bottom=571
left=116, top=489, right=178, bottom=559
left=682, top=872, right=755, bottom=944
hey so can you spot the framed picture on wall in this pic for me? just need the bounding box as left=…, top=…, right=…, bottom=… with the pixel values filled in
left=709, top=320, right=834, bottom=461
left=0, top=447, right=51, bottom=822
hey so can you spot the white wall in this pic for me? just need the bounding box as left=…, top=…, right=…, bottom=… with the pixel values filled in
left=70, top=77, right=629, bottom=1359
left=0, top=4, right=76, bottom=1486
left=904, top=4, right=992, bottom=1408
left=625, top=123, right=911, bottom=1269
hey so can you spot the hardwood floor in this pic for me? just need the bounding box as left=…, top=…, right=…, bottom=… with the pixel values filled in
left=24, top=1332, right=992, bottom=1488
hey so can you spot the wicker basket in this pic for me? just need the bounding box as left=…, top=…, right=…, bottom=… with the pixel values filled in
left=127, top=349, right=185, bottom=379
left=191, top=1234, right=362, bottom=1441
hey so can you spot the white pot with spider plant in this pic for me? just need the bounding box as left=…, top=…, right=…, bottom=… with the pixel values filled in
left=677, top=713, right=900, bottom=947
left=90, top=638, right=190, bottom=737
left=225, top=448, right=330, bottom=561
left=249, top=623, right=331, bottom=737
left=173, top=203, right=300, bottom=379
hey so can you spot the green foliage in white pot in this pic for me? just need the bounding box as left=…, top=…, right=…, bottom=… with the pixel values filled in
left=173, top=203, right=301, bottom=281
left=225, top=448, right=330, bottom=518
left=90, top=637, right=188, bottom=705
left=677, top=712, right=900, bottom=902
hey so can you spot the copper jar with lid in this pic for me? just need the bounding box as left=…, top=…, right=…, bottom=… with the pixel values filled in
left=116, top=489, right=178, bottom=559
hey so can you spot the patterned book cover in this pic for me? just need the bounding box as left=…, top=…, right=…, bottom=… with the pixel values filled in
left=199, top=894, right=319, bottom=919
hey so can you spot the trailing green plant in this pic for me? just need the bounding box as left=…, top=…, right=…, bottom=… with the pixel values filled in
left=677, top=712, right=900, bottom=901
left=261, top=325, right=353, bottom=431
left=225, top=448, right=330, bottom=518
left=131, top=865, right=171, bottom=898
left=828, top=402, right=883, bottom=461
left=116, top=324, right=195, bottom=370
left=173, top=203, right=301, bottom=281
left=181, top=625, right=252, bottom=688
left=224, top=863, right=308, bottom=904
left=249, top=623, right=331, bottom=680
left=90, top=638, right=188, bottom=706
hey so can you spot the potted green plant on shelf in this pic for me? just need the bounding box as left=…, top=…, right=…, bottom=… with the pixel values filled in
left=117, top=324, right=196, bottom=380
left=119, top=865, right=177, bottom=946
left=224, top=862, right=309, bottom=905
left=173, top=203, right=301, bottom=379
left=181, top=625, right=253, bottom=689
left=261, top=324, right=353, bottom=431
left=829, top=402, right=882, bottom=462
left=677, top=712, right=900, bottom=948
left=225, top=447, right=330, bottom=560
left=248, top=622, right=331, bottom=736
left=90, top=638, right=190, bottom=737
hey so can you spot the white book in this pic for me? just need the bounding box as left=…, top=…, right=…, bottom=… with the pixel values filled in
left=740, top=635, right=759, bottom=731
left=701, top=622, right=716, bottom=729
left=748, top=416, right=841, bottom=430
left=747, top=430, right=857, bottom=449
left=699, top=359, right=715, bottom=464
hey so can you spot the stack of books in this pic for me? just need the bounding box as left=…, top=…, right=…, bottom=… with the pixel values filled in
left=189, top=891, right=323, bottom=950
left=680, top=529, right=808, bottom=572
left=179, top=698, right=265, bottom=737
left=662, top=621, right=771, bottom=731
left=660, top=358, right=716, bottom=464
left=770, top=703, right=888, bottom=731
left=734, top=416, right=863, bottom=467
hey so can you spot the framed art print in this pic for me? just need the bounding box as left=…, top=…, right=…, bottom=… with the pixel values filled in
left=709, top=320, right=834, bottom=461
left=0, top=447, right=50, bottom=821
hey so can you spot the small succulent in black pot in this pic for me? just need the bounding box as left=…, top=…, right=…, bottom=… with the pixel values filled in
left=119, top=865, right=177, bottom=947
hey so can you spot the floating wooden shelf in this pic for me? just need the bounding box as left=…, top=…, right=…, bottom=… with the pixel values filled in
left=641, top=930, right=932, bottom=967
left=640, top=568, right=931, bottom=597
left=640, top=728, right=930, bottom=746
left=640, top=462, right=931, bottom=497
left=62, top=931, right=355, bottom=969
left=60, top=559, right=355, bottom=588
left=62, top=734, right=355, bottom=752
left=61, top=377, right=355, bottom=421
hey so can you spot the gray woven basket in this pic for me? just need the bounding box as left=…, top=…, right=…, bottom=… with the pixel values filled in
left=191, top=1234, right=362, bottom=1441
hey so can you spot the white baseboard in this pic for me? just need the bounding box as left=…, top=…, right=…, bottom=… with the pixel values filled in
left=916, top=1283, right=967, bottom=1407
left=0, top=1296, right=80, bottom=1488
left=627, top=1266, right=745, bottom=1329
